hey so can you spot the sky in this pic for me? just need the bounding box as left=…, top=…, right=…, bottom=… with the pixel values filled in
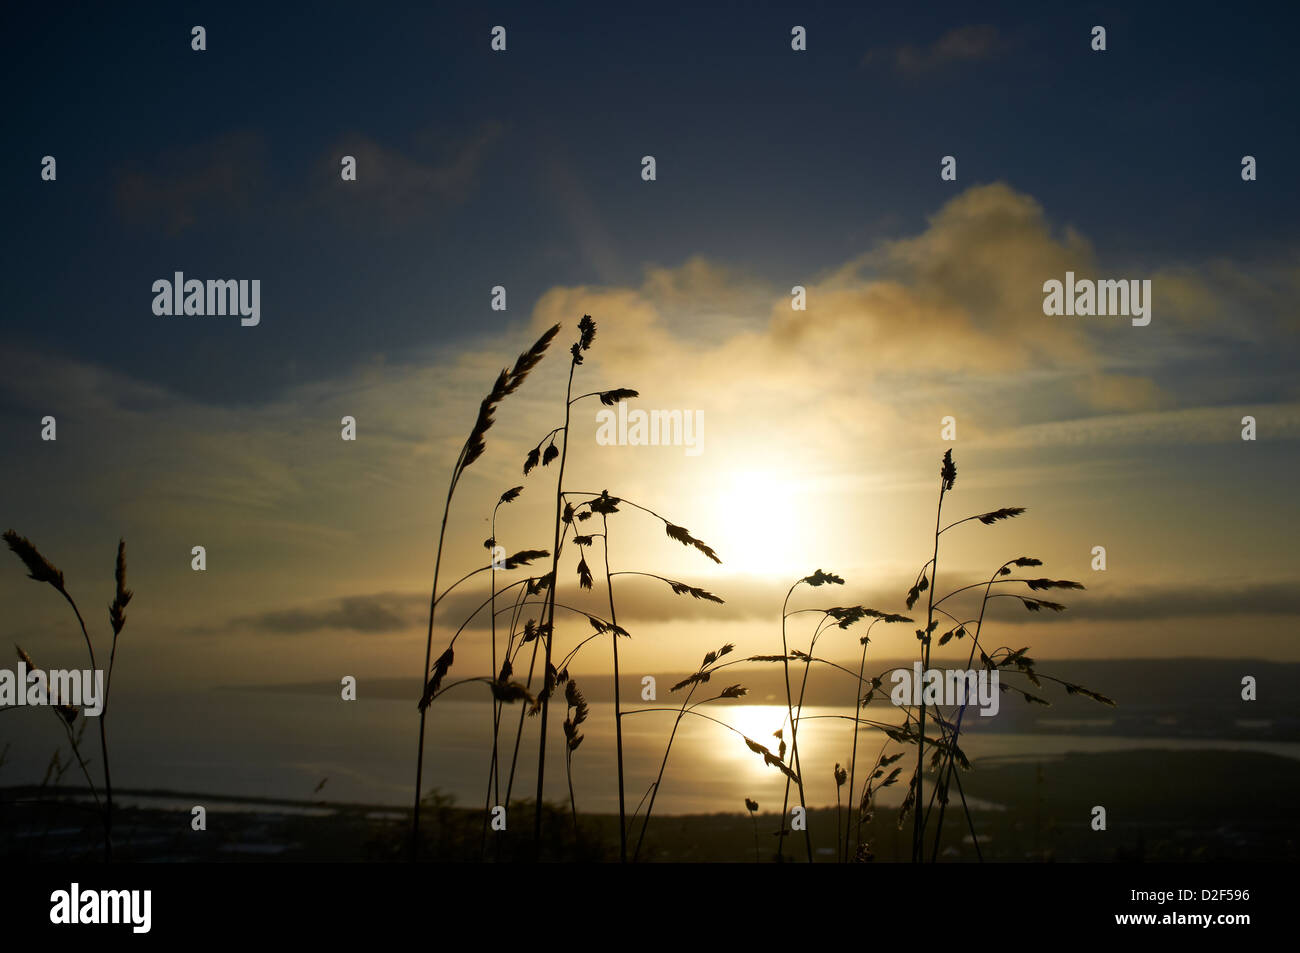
left=2, top=0, right=1299, bottom=708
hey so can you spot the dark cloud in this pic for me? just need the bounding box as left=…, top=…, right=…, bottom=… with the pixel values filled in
left=310, top=120, right=506, bottom=226
left=864, top=25, right=1006, bottom=74
left=1062, top=580, right=1300, bottom=622
left=115, top=131, right=267, bottom=234
left=215, top=591, right=426, bottom=636
left=113, top=121, right=505, bottom=235
left=198, top=576, right=1300, bottom=637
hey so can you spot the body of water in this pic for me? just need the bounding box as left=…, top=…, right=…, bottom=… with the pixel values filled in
left=3, top=690, right=1298, bottom=815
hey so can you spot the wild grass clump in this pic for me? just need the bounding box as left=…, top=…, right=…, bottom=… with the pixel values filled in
left=893, top=449, right=1113, bottom=862
left=733, top=449, right=1111, bottom=863
left=507, top=315, right=730, bottom=859
left=407, top=324, right=1111, bottom=865
left=3, top=530, right=132, bottom=862
left=413, top=316, right=727, bottom=862
left=411, top=323, right=560, bottom=857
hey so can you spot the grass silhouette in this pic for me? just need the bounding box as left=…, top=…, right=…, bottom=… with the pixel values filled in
left=3, top=530, right=131, bottom=862
left=411, top=323, right=559, bottom=859
left=405, top=323, right=1114, bottom=863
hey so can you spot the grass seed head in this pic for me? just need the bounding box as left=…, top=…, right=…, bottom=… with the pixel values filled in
left=3, top=530, right=65, bottom=592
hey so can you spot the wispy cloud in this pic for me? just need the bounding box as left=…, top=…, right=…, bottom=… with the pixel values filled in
left=1064, top=580, right=1300, bottom=622
left=115, top=131, right=267, bottom=233
left=194, top=575, right=1300, bottom=639
left=525, top=183, right=1171, bottom=464
left=864, top=25, right=1007, bottom=74
left=113, top=122, right=506, bottom=233
left=214, top=591, right=427, bottom=636
left=993, top=403, right=1300, bottom=448
left=314, top=120, right=506, bottom=225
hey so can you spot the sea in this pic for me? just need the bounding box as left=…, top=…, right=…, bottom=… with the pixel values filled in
left=2, top=687, right=1296, bottom=816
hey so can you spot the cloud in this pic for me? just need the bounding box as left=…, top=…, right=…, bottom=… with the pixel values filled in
left=1151, top=255, right=1300, bottom=341
left=1064, top=580, right=1300, bottom=622
left=115, top=131, right=266, bottom=233
left=195, top=574, right=1300, bottom=639
left=214, top=591, right=427, bottom=635
left=994, top=403, right=1300, bottom=448
left=521, top=183, right=1300, bottom=470
left=865, top=25, right=1006, bottom=74
left=540, top=147, right=623, bottom=282
left=523, top=183, right=1184, bottom=467
left=787, top=184, right=1099, bottom=373
left=1071, top=373, right=1173, bottom=413
left=0, top=330, right=555, bottom=642
left=316, top=120, right=505, bottom=224
left=197, top=576, right=765, bottom=638
left=553, top=183, right=1105, bottom=383
left=113, top=122, right=506, bottom=233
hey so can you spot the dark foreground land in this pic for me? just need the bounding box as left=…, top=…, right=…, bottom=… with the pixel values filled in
left=2, top=749, right=1297, bottom=862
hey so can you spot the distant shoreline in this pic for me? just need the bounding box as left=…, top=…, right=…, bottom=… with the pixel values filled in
left=216, top=656, right=1300, bottom=742
left=6, top=747, right=1299, bottom=862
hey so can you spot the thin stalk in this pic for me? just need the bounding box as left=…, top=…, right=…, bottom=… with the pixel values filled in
left=565, top=744, right=579, bottom=840
left=59, top=590, right=110, bottom=863
left=413, top=457, right=462, bottom=860
left=914, top=474, right=946, bottom=862
left=927, top=563, right=1007, bottom=859
left=845, top=618, right=880, bottom=862
left=632, top=682, right=700, bottom=861
left=778, top=582, right=814, bottom=863
left=534, top=361, right=576, bottom=846
left=56, top=714, right=102, bottom=815
left=853, top=740, right=890, bottom=861
left=950, top=757, right=984, bottom=861
left=784, top=616, right=832, bottom=860
left=480, top=503, right=507, bottom=859
left=504, top=631, right=541, bottom=809
left=835, top=782, right=842, bottom=857
left=599, top=513, right=628, bottom=863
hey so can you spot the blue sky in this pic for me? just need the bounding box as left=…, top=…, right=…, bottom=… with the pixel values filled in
left=5, top=1, right=1298, bottom=405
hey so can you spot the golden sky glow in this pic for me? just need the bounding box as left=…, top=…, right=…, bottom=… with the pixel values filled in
left=4, top=184, right=1299, bottom=697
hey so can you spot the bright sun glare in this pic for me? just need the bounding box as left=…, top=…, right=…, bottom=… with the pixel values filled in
left=712, top=469, right=809, bottom=577
left=726, top=704, right=791, bottom=745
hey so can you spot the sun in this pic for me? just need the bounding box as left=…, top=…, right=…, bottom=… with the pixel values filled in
left=710, top=468, right=810, bottom=577
left=726, top=704, right=792, bottom=745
